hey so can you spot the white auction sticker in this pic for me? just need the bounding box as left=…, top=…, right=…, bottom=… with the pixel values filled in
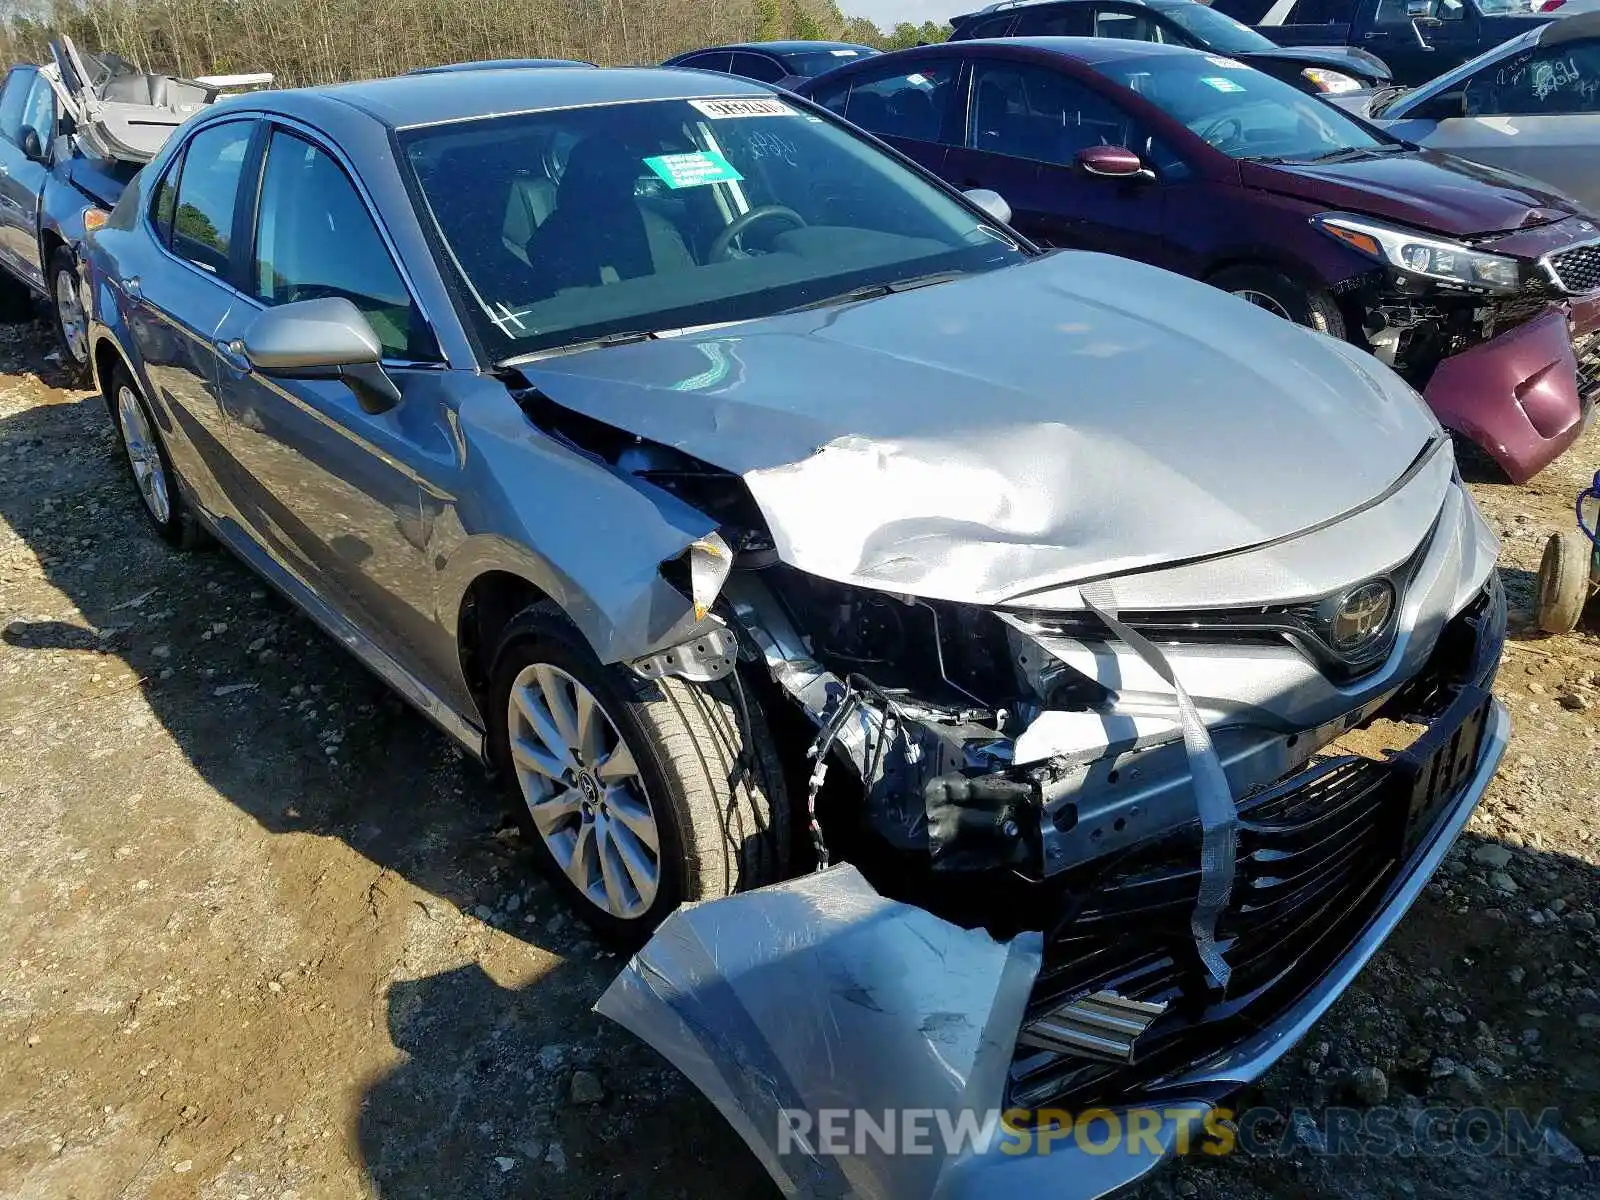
left=1205, top=56, right=1247, bottom=69
left=689, top=97, right=798, bottom=119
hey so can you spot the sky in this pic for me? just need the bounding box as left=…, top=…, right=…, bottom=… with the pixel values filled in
left=847, top=0, right=961, bottom=27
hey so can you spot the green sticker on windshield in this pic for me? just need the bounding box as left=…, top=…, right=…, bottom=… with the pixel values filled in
left=1201, top=76, right=1245, bottom=93
left=643, top=150, right=743, bottom=190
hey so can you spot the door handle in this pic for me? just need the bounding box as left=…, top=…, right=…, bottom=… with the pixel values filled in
left=214, top=337, right=252, bottom=374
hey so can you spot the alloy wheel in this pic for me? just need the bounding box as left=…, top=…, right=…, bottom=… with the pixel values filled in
left=507, top=663, right=661, bottom=919
left=1231, top=288, right=1294, bottom=321
left=54, top=268, right=88, bottom=365
left=117, top=384, right=171, bottom=525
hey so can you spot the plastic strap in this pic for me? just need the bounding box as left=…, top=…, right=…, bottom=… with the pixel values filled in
left=1081, top=583, right=1236, bottom=992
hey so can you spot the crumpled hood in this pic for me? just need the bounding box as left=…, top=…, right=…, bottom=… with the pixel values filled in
left=1242, top=148, right=1580, bottom=237
left=518, top=252, right=1437, bottom=606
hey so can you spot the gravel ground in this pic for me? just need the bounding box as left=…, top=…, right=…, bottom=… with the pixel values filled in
left=0, top=319, right=1595, bottom=1200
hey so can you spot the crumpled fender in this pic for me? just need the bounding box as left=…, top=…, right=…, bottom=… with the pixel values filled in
left=596, top=865, right=1041, bottom=1199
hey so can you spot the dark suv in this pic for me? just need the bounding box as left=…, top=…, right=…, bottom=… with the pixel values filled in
left=952, top=0, right=1393, bottom=92
left=800, top=37, right=1600, bottom=482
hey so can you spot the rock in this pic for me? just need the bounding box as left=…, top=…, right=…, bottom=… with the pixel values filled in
left=494, top=1156, right=515, bottom=1173
left=1452, top=1066, right=1486, bottom=1097
left=1538, top=1125, right=1586, bottom=1166
left=1174, top=1178, right=1199, bottom=1197
left=1508, top=965, right=1526, bottom=986
left=471, top=905, right=494, bottom=921
left=1577, top=1013, right=1600, bottom=1030
left=1441, top=1008, right=1467, bottom=1025
left=1572, top=912, right=1597, bottom=932
left=1429, top=1056, right=1458, bottom=1079
left=569, top=1069, right=603, bottom=1105
left=173, top=1161, right=192, bottom=1173
left=544, top=1142, right=567, bottom=1173
left=1472, top=844, right=1513, bottom=870
left=1350, top=1065, right=1389, bottom=1106
left=1489, top=871, right=1518, bottom=895
left=1559, top=692, right=1589, bottom=712
left=1290, top=1112, right=1326, bottom=1154
left=538, top=1043, right=567, bottom=1071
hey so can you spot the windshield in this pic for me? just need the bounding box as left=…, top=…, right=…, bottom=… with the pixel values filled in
left=1151, top=3, right=1277, bottom=53
left=403, top=96, right=1020, bottom=361
left=1100, top=54, right=1390, bottom=160
left=781, top=47, right=878, bottom=76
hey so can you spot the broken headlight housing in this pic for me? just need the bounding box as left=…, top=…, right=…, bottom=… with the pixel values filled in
left=1314, top=212, right=1521, bottom=295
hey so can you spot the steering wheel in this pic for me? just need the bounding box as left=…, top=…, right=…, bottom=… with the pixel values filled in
left=708, top=205, right=807, bottom=261
left=1198, top=116, right=1244, bottom=150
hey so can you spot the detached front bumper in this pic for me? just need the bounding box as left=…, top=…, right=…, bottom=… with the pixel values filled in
left=1424, top=297, right=1600, bottom=484
left=599, top=580, right=1509, bottom=1200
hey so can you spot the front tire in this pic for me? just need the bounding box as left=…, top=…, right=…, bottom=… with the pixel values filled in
left=48, top=246, right=91, bottom=384
left=1209, top=265, right=1346, bottom=339
left=486, top=605, right=790, bottom=940
left=109, top=362, right=204, bottom=549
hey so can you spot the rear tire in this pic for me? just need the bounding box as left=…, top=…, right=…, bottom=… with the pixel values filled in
left=486, top=604, right=790, bottom=941
left=48, top=246, right=91, bottom=384
left=1209, top=265, right=1346, bottom=339
left=1537, top=529, right=1591, bottom=635
left=108, top=361, right=205, bottom=549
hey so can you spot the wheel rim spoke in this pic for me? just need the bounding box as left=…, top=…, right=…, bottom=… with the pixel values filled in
left=595, top=740, right=638, bottom=784
left=118, top=387, right=170, bottom=524
left=596, top=820, right=630, bottom=915
left=526, top=786, right=581, bottom=838
left=535, top=666, right=582, bottom=753
left=607, top=787, right=659, bottom=853
left=511, top=683, right=577, bottom=774
left=607, top=818, right=658, bottom=903
left=565, top=820, right=598, bottom=894
left=510, top=732, right=565, bottom=781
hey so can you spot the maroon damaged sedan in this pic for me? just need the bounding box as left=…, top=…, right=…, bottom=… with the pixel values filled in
left=799, top=37, right=1600, bottom=483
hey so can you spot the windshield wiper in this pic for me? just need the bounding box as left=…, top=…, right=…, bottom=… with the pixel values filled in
left=782, top=269, right=968, bottom=315
left=498, top=329, right=661, bottom=368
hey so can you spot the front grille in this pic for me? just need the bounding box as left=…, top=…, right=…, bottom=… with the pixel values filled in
left=1546, top=243, right=1600, bottom=295
left=1006, top=586, right=1501, bottom=1111
left=1577, top=329, right=1600, bottom=404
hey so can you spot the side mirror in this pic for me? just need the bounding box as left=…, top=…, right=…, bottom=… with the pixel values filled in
left=239, top=296, right=401, bottom=414
left=962, top=187, right=1012, bottom=225
left=19, top=127, right=44, bottom=164
left=1077, top=144, right=1153, bottom=181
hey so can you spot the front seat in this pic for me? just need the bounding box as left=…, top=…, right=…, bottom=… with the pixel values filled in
left=525, top=137, right=695, bottom=291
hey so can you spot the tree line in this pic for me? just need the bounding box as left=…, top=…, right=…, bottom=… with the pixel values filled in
left=0, top=0, right=951, bottom=86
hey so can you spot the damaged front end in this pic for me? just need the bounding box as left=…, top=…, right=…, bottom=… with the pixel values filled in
left=1319, top=212, right=1600, bottom=482
left=568, top=364, right=1511, bottom=1195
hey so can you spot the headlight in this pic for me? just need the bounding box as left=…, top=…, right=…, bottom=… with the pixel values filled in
left=1302, top=67, right=1362, bottom=94
left=1313, top=212, right=1522, bottom=294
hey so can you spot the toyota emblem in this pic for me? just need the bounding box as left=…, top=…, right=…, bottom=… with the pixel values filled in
left=1331, top=580, right=1395, bottom=653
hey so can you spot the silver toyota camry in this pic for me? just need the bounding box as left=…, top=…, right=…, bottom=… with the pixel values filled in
left=84, top=65, right=1507, bottom=1199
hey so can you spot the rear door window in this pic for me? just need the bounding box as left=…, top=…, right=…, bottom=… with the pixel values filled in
left=677, top=51, right=732, bottom=73
left=1016, top=7, right=1096, bottom=35
left=730, top=52, right=787, bottom=83
left=840, top=61, right=959, bottom=143
left=170, top=121, right=254, bottom=276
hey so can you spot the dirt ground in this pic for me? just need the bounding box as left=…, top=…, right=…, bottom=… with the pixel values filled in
left=0, top=318, right=1595, bottom=1200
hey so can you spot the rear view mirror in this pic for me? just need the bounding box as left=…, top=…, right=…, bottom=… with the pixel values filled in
left=19, top=127, right=44, bottom=164
left=1077, top=145, right=1153, bottom=181
left=962, top=187, right=1012, bottom=225
left=1405, top=0, right=1432, bottom=16
left=240, top=297, right=401, bottom=414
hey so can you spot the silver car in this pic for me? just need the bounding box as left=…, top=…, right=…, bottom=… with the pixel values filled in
left=1342, top=11, right=1600, bottom=212
left=85, top=66, right=1507, bottom=1198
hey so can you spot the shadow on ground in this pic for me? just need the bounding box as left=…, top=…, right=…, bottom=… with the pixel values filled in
left=0, top=350, right=776, bottom=1197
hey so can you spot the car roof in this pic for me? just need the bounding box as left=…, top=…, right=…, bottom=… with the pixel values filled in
left=306, top=66, right=783, bottom=129
left=952, top=35, right=1207, bottom=65
left=680, top=40, right=877, bottom=54
left=408, top=58, right=596, bottom=74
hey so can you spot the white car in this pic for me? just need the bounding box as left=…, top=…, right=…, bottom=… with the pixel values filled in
left=1339, top=11, right=1600, bottom=213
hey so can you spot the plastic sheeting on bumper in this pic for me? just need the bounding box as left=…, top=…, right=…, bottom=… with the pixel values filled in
left=595, top=865, right=1042, bottom=1199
